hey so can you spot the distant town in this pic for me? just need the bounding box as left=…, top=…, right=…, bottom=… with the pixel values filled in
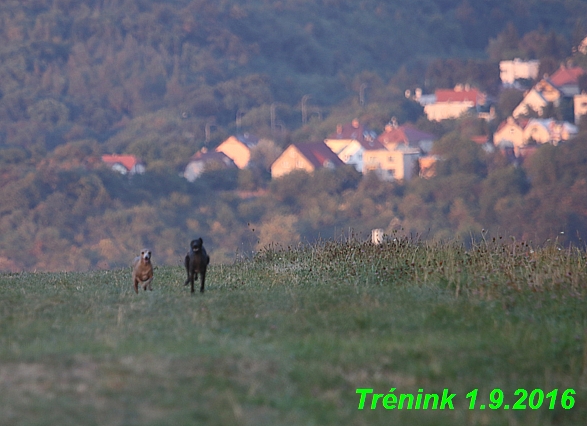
left=104, top=59, right=586, bottom=185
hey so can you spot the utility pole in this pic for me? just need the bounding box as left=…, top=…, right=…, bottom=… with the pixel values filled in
left=359, top=84, right=368, bottom=107
left=205, top=121, right=216, bottom=143
left=270, top=103, right=276, bottom=134
left=302, top=94, right=311, bottom=125
left=236, top=109, right=245, bottom=134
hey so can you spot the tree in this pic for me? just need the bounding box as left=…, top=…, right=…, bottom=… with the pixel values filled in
left=479, top=165, right=529, bottom=223
left=432, top=133, right=488, bottom=178
left=487, top=22, right=521, bottom=61
left=496, top=89, right=524, bottom=121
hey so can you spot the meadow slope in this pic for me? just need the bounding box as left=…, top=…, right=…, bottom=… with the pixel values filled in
left=0, top=238, right=586, bottom=425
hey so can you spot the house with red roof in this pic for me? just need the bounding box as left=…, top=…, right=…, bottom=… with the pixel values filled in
left=321, top=119, right=424, bottom=181
left=423, top=85, right=487, bottom=121
left=270, top=142, right=344, bottom=179
left=101, top=154, right=145, bottom=175
left=549, top=64, right=584, bottom=96
left=324, top=119, right=384, bottom=173
left=377, top=121, right=436, bottom=154
left=513, top=65, right=585, bottom=118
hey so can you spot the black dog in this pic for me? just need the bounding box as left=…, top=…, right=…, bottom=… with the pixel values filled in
left=184, top=238, right=210, bottom=293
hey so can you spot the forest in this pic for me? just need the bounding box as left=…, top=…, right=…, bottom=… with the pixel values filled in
left=1, top=0, right=587, bottom=271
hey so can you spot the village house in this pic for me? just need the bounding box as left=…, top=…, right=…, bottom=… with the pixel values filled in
left=493, top=117, right=529, bottom=156
left=376, top=120, right=436, bottom=154
left=578, top=36, right=587, bottom=54
left=494, top=116, right=577, bottom=157
left=324, top=119, right=388, bottom=172
left=183, top=149, right=237, bottom=182
left=323, top=119, right=423, bottom=181
left=270, top=141, right=344, bottom=179
left=101, top=154, right=145, bottom=175
left=323, top=118, right=379, bottom=172
left=423, top=85, right=487, bottom=121
left=362, top=146, right=421, bottom=181
left=499, top=59, right=540, bottom=86
left=574, top=93, right=587, bottom=124
left=523, top=118, right=578, bottom=145
left=214, top=133, right=259, bottom=169
left=549, top=64, right=584, bottom=96
left=513, top=64, right=585, bottom=118
left=512, top=80, right=562, bottom=118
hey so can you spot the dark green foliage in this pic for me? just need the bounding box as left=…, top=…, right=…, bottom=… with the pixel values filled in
left=1, top=0, right=587, bottom=270
left=0, top=0, right=584, bottom=149
left=432, top=133, right=488, bottom=178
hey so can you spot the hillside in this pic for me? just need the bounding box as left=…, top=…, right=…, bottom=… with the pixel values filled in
left=2, top=0, right=587, bottom=271
left=0, top=0, right=584, bottom=151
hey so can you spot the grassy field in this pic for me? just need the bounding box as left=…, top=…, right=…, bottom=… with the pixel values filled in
left=1, top=236, right=586, bottom=425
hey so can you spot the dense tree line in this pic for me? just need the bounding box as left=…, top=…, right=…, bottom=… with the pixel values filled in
left=1, top=0, right=586, bottom=155
left=1, top=0, right=587, bottom=270
left=2, top=129, right=587, bottom=271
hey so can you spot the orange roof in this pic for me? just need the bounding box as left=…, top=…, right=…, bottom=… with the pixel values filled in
left=102, top=154, right=140, bottom=171
left=435, top=88, right=481, bottom=105
left=549, top=65, right=584, bottom=87
left=470, top=135, right=488, bottom=144
left=377, top=126, right=408, bottom=145
left=377, top=123, right=435, bottom=146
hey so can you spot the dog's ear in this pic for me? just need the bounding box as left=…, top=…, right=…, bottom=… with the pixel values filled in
left=198, top=237, right=203, bottom=245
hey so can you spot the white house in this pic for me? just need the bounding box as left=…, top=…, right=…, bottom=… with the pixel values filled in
left=324, top=119, right=381, bottom=173
left=513, top=65, right=585, bottom=118
left=499, top=59, right=540, bottom=85
left=423, top=85, right=486, bottom=121
left=574, top=93, right=587, bottom=125
left=101, top=154, right=145, bottom=175
left=512, top=87, right=553, bottom=118
left=524, top=118, right=578, bottom=145
left=493, top=117, right=529, bottom=156
left=362, top=146, right=421, bottom=181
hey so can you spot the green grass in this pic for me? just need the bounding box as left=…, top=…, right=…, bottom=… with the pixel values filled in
left=1, top=237, right=586, bottom=425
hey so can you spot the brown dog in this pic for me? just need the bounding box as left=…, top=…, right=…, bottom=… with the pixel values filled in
left=132, top=248, right=153, bottom=294
left=184, top=238, right=210, bottom=293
